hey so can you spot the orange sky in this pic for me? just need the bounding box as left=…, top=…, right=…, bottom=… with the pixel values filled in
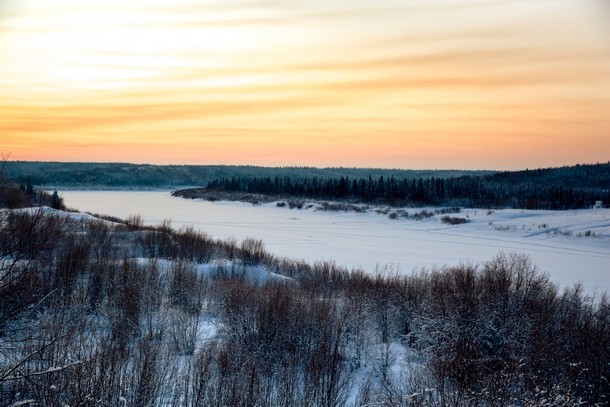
left=1, top=0, right=609, bottom=169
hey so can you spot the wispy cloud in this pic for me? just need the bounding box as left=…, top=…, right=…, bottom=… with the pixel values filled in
left=1, top=0, right=609, bottom=168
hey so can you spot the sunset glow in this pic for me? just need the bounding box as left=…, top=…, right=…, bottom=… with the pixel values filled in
left=1, top=0, right=609, bottom=169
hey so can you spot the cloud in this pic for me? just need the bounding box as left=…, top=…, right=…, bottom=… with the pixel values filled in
left=1, top=0, right=609, bottom=168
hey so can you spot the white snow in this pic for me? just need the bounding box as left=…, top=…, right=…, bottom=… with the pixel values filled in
left=61, top=191, right=610, bottom=294
left=195, top=260, right=295, bottom=284
left=5, top=205, right=114, bottom=224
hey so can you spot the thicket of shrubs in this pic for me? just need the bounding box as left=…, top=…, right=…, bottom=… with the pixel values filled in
left=1, top=204, right=608, bottom=406
left=0, top=183, right=64, bottom=210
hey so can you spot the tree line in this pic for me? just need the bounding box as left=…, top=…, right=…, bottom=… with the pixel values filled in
left=203, top=162, right=610, bottom=209
left=3, top=161, right=487, bottom=188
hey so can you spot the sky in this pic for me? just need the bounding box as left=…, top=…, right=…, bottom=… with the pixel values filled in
left=1, top=0, right=609, bottom=169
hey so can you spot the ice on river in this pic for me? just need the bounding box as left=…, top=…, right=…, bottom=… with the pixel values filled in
left=61, top=191, right=610, bottom=295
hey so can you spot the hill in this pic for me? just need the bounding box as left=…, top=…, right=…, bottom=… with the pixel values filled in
left=4, top=161, right=491, bottom=188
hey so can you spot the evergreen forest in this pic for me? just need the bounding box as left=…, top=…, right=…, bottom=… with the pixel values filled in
left=185, top=162, right=610, bottom=209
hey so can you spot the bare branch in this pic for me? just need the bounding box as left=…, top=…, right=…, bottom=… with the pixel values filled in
left=1, top=361, right=82, bottom=381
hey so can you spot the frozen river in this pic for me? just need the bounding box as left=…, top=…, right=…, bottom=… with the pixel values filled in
left=61, top=190, right=610, bottom=294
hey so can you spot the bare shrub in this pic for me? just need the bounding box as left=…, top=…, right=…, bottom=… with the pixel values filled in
left=240, top=238, right=267, bottom=266
left=0, top=210, right=66, bottom=330
left=175, top=225, right=215, bottom=263
left=109, top=259, right=143, bottom=350
left=52, top=236, right=91, bottom=305
left=288, top=199, right=304, bottom=209
left=441, top=215, right=470, bottom=225
left=218, top=237, right=238, bottom=260
left=126, top=213, right=144, bottom=230
left=169, top=261, right=201, bottom=314
left=0, top=185, right=31, bottom=208
left=412, top=209, right=434, bottom=220
left=139, top=229, right=177, bottom=259
left=319, top=201, right=368, bottom=213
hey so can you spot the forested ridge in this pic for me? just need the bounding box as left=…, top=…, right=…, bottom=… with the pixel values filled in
left=189, top=162, right=610, bottom=209
left=4, top=161, right=489, bottom=188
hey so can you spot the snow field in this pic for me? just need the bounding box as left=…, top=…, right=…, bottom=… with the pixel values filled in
left=61, top=191, right=610, bottom=294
